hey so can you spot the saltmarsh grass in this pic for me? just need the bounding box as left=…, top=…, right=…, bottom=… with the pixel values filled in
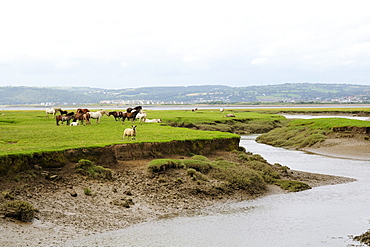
left=0, top=200, right=36, bottom=222
left=257, top=117, right=370, bottom=148
left=147, top=159, right=185, bottom=172
left=245, top=107, right=370, bottom=115
left=147, top=151, right=313, bottom=194
left=0, top=109, right=280, bottom=156
left=273, top=179, right=312, bottom=192
left=181, top=159, right=213, bottom=173
left=75, top=159, right=113, bottom=180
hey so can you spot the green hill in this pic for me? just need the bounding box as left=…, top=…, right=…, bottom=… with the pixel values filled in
left=1, top=83, right=369, bottom=105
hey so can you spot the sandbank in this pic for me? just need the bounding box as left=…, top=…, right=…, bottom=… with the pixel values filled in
left=303, top=135, right=370, bottom=161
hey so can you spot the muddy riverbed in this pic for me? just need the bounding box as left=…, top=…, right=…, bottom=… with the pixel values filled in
left=0, top=149, right=354, bottom=247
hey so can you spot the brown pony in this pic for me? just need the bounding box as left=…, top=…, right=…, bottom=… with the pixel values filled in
left=108, top=111, right=123, bottom=121
left=72, top=113, right=91, bottom=125
left=121, top=110, right=140, bottom=124
left=76, top=108, right=90, bottom=114
left=126, top=106, right=142, bottom=113
left=56, top=115, right=73, bottom=126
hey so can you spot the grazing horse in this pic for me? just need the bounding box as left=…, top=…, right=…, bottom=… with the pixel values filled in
left=121, top=110, right=140, bottom=124
left=56, top=115, right=73, bottom=126
left=46, top=108, right=55, bottom=118
left=126, top=106, right=142, bottom=113
left=60, top=110, right=68, bottom=115
left=76, top=108, right=90, bottom=114
left=108, top=111, right=123, bottom=121
left=73, top=113, right=91, bottom=125
left=87, top=110, right=108, bottom=124
left=135, top=111, right=147, bottom=124
left=45, top=108, right=61, bottom=118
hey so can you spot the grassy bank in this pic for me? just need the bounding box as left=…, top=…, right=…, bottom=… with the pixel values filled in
left=0, top=109, right=283, bottom=156
left=246, top=107, right=370, bottom=116
left=166, top=109, right=287, bottom=134
left=256, top=117, right=370, bottom=148
left=148, top=151, right=311, bottom=193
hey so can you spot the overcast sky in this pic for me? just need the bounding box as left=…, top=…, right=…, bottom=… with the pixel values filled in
left=1, top=0, right=370, bottom=89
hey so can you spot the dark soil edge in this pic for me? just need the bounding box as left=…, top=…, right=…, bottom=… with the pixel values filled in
left=0, top=137, right=240, bottom=176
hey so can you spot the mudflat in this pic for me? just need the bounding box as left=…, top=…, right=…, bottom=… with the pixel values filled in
left=303, top=133, right=370, bottom=161
left=0, top=150, right=355, bottom=247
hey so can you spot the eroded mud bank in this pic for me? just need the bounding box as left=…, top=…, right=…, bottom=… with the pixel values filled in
left=0, top=137, right=240, bottom=175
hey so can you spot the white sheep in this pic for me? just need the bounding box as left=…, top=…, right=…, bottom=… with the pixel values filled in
left=123, top=125, right=137, bottom=141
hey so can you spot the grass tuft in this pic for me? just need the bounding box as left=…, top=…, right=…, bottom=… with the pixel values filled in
left=75, top=159, right=113, bottom=180
left=147, top=159, right=185, bottom=173
left=84, top=188, right=92, bottom=196
left=182, top=159, right=213, bottom=173
left=0, top=200, right=37, bottom=222
left=246, top=160, right=281, bottom=182
left=353, top=231, right=370, bottom=246
left=273, top=179, right=312, bottom=192
left=190, top=155, right=209, bottom=162
left=210, top=167, right=266, bottom=194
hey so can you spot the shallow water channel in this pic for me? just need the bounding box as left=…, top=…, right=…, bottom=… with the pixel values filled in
left=63, top=134, right=370, bottom=247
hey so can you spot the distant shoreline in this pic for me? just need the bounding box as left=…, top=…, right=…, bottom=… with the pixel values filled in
left=1, top=103, right=370, bottom=111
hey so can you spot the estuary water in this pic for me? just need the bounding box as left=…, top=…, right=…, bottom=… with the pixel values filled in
left=63, top=135, right=370, bottom=247
left=3, top=104, right=370, bottom=111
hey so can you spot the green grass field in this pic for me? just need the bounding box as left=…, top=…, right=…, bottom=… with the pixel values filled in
left=4, top=107, right=366, bottom=156
left=0, top=109, right=281, bottom=156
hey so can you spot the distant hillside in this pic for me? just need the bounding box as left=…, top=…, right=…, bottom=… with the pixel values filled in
left=0, top=83, right=369, bottom=105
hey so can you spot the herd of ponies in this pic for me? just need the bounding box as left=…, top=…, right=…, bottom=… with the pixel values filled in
left=45, top=106, right=162, bottom=126
left=45, top=106, right=232, bottom=141
left=45, top=106, right=161, bottom=141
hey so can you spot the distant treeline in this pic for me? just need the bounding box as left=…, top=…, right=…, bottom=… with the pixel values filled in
left=0, top=83, right=369, bottom=105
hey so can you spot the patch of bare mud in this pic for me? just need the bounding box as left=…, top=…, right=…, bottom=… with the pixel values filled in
left=0, top=151, right=354, bottom=247
left=303, top=133, right=370, bottom=161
